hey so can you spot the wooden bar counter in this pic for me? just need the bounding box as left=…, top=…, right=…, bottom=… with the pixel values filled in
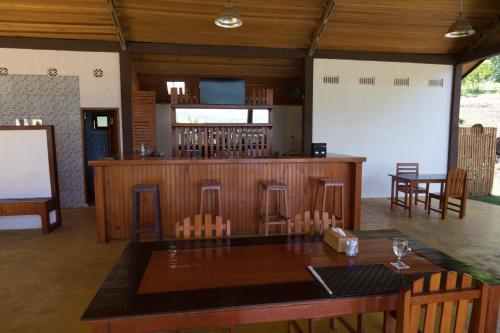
left=90, top=154, right=366, bottom=242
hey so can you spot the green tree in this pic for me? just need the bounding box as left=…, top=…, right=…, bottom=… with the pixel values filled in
left=490, top=56, right=500, bottom=83
left=462, top=59, right=493, bottom=87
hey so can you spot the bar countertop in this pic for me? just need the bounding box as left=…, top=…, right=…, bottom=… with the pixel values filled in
left=89, top=153, right=367, bottom=166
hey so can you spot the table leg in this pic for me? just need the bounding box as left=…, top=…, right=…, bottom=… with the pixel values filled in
left=408, top=181, right=414, bottom=218
left=390, top=177, right=395, bottom=210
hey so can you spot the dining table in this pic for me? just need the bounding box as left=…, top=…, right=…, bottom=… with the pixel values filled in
left=81, top=230, right=500, bottom=333
left=389, top=173, right=447, bottom=217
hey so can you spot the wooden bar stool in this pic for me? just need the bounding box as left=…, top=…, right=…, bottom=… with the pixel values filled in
left=259, top=182, right=289, bottom=236
left=131, top=184, right=162, bottom=242
left=200, top=181, right=222, bottom=216
left=313, top=178, right=344, bottom=228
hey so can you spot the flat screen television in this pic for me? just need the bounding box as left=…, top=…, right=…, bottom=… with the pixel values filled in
left=199, top=78, right=245, bottom=105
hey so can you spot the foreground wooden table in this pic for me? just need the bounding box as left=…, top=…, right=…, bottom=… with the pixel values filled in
left=81, top=230, right=500, bottom=333
left=90, top=154, right=365, bottom=242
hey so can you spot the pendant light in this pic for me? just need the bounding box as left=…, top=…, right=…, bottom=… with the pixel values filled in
left=445, top=0, right=475, bottom=38
left=215, top=0, right=243, bottom=29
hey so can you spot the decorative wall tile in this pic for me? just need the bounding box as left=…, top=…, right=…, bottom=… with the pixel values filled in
left=94, top=68, right=103, bottom=78
left=0, top=67, right=8, bottom=76
left=0, top=75, right=84, bottom=208
left=48, top=67, right=58, bottom=77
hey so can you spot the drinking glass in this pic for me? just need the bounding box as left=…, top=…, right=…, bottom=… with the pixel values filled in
left=391, top=237, right=411, bottom=269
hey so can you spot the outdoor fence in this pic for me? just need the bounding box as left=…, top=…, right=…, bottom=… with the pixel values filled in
left=457, top=125, right=497, bottom=197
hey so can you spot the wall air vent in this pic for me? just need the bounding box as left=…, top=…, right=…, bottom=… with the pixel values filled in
left=0, top=67, right=8, bottom=76
left=394, top=77, right=410, bottom=87
left=323, top=75, right=339, bottom=84
left=428, top=78, right=444, bottom=87
left=359, top=76, right=375, bottom=86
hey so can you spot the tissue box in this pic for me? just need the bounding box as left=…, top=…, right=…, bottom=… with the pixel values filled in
left=324, top=229, right=358, bottom=252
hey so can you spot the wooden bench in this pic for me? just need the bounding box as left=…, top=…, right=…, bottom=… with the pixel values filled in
left=0, top=197, right=62, bottom=234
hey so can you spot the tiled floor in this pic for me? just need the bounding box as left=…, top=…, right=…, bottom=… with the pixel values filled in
left=0, top=198, right=499, bottom=333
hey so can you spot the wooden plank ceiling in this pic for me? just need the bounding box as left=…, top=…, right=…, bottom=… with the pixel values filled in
left=1, top=0, right=499, bottom=55
left=133, top=54, right=304, bottom=105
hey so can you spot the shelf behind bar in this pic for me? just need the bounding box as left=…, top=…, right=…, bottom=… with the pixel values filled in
left=172, top=123, right=273, bottom=127
left=172, top=104, right=273, bottom=109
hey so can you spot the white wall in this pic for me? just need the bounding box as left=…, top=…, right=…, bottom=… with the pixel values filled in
left=0, top=48, right=121, bottom=108
left=156, top=104, right=172, bottom=156
left=313, top=59, right=453, bottom=197
left=0, top=129, right=56, bottom=229
left=0, top=48, right=122, bottom=147
left=273, top=105, right=303, bottom=155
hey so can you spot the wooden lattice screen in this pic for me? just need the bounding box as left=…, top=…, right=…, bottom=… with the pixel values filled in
left=457, top=125, right=497, bottom=196
left=132, top=91, right=156, bottom=152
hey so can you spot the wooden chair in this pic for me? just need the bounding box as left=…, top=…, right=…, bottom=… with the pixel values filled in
left=287, top=210, right=338, bottom=235
left=393, top=271, right=489, bottom=333
left=175, top=214, right=230, bottom=240
left=395, top=163, right=429, bottom=208
left=428, top=168, right=468, bottom=219
left=288, top=211, right=364, bottom=333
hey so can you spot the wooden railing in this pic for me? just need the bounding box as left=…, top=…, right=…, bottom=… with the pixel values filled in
left=170, top=88, right=273, bottom=106
left=172, top=124, right=272, bottom=158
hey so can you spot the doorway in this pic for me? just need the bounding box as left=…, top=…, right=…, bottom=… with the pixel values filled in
left=81, top=108, right=120, bottom=205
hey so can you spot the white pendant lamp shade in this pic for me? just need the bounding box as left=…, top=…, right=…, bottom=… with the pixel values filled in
left=445, top=0, right=475, bottom=38
left=215, top=0, right=243, bottom=28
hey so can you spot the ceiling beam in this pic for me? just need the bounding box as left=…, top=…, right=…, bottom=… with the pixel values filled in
left=456, top=43, right=500, bottom=64
left=465, top=15, right=500, bottom=52
left=0, top=36, right=120, bottom=52
left=128, top=42, right=307, bottom=59
left=308, top=0, right=335, bottom=57
left=313, top=49, right=455, bottom=64
left=105, top=0, right=126, bottom=51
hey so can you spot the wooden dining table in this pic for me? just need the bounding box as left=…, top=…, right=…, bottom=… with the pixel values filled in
left=389, top=173, right=447, bottom=217
left=81, top=230, right=500, bottom=333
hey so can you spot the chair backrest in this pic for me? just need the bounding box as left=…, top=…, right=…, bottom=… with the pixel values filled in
left=445, top=168, right=468, bottom=198
left=175, top=214, right=230, bottom=240
left=396, top=163, right=419, bottom=175
left=288, top=211, right=334, bottom=235
left=396, top=271, right=489, bottom=333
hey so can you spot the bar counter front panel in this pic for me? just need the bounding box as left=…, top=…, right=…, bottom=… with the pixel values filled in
left=90, top=155, right=366, bottom=242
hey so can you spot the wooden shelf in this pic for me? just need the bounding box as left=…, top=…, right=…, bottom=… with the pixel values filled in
left=172, top=123, right=273, bottom=127
left=172, top=104, right=273, bottom=109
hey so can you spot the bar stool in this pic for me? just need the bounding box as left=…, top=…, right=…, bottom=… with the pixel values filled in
left=259, top=182, right=289, bottom=236
left=131, top=184, right=162, bottom=242
left=313, top=178, right=344, bottom=228
left=200, top=181, right=222, bottom=216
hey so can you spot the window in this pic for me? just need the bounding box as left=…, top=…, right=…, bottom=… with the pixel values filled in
left=252, top=109, right=269, bottom=123
left=175, top=108, right=270, bottom=124
left=166, top=81, right=185, bottom=94
left=93, top=115, right=109, bottom=130
left=176, top=108, right=248, bottom=123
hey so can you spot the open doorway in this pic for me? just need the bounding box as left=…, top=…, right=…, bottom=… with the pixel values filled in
left=81, top=108, right=120, bottom=205
left=460, top=55, right=500, bottom=204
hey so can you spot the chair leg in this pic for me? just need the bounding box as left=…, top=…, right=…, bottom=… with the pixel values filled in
left=313, top=181, right=320, bottom=211
left=329, top=318, right=336, bottom=330
left=460, top=198, right=467, bottom=219
left=200, top=189, right=205, bottom=215
left=217, top=188, right=222, bottom=217
left=441, top=199, right=447, bottom=219
left=357, top=314, right=364, bottom=333
left=424, top=184, right=430, bottom=210
left=321, top=184, right=327, bottom=213
left=383, top=311, right=396, bottom=333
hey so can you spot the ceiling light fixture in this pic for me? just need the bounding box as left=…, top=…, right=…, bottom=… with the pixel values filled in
left=215, top=0, right=243, bottom=29
left=445, top=0, right=475, bottom=38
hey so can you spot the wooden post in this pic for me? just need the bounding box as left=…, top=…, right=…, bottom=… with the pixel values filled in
left=352, top=161, right=363, bottom=230
left=94, top=166, right=108, bottom=243
left=448, top=64, right=462, bottom=170
left=303, top=56, right=313, bottom=155
left=120, top=50, right=133, bottom=154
